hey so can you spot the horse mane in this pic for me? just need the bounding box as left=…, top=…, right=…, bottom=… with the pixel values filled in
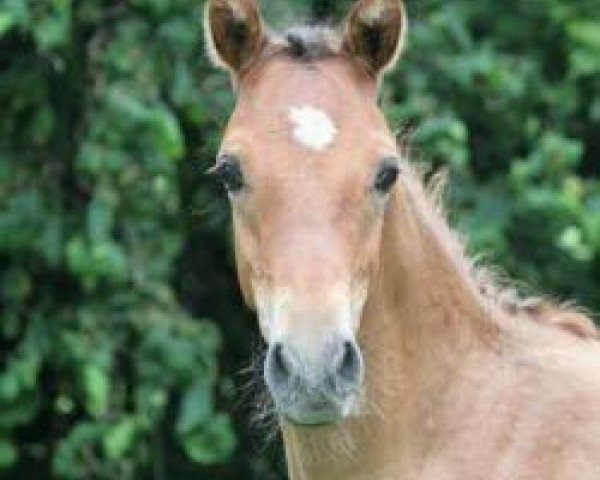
left=474, top=268, right=598, bottom=339
left=254, top=25, right=342, bottom=65
left=407, top=160, right=599, bottom=340
left=280, top=25, right=341, bottom=60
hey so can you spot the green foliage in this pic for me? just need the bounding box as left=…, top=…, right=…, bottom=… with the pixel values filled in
left=384, top=0, right=600, bottom=306
left=0, top=0, right=235, bottom=478
left=0, top=0, right=599, bottom=479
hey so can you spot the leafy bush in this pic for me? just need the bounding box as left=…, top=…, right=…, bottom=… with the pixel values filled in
left=0, top=0, right=598, bottom=479
left=386, top=0, right=600, bottom=308
left=0, top=0, right=235, bottom=478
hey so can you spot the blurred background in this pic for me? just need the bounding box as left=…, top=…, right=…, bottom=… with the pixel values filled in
left=0, top=0, right=599, bottom=478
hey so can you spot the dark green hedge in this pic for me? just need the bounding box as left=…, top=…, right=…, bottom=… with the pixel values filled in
left=0, top=0, right=598, bottom=479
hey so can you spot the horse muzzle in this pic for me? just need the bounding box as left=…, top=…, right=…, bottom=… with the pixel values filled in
left=264, top=337, right=364, bottom=425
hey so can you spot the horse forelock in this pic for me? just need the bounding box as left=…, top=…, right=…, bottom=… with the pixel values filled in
left=282, top=25, right=341, bottom=60
left=243, top=24, right=343, bottom=76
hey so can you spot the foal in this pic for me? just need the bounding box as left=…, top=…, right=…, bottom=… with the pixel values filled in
left=204, top=1, right=600, bottom=479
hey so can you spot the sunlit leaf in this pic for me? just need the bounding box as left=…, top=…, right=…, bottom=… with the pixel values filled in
left=102, top=416, right=137, bottom=460
left=180, top=413, right=236, bottom=465
left=148, top=106, right=185, bottom=160
left=176, top=380, right=213, bottom=435
left=81, top=364, right=110, bottom=418
left=0, top=12, right=17, bottom=35
left=0, top=438, right=17, bottom=470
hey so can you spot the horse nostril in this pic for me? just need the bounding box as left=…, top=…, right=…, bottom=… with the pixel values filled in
left=336, top=340, right=362, bottom=384
left=267, top=342, right=292, bottom=389
left=274, top=343, right=288, bottom=374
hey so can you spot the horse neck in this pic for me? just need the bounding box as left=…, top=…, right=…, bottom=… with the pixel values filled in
left=366, top=172, right=497, bottom=388
left=282, top=172, right=496, bottom=480
left=281, top=171, right=499, bottom=480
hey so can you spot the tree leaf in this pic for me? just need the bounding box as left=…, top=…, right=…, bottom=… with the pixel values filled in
left=0, top=438, right=17, bottom=470
left=81, top=364, right=110, bottom=418
left=102, top=416, right=137, bottom=460
left=148, top=106, right=184, bottom=160
left=179, top=413, right=236, bottom=465
left=0, top=12, right=17, bottom=36
left=176, top=380, right=213, bottom=435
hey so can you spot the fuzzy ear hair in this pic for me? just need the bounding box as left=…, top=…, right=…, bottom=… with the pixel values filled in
left=204, top=0, right=266, bottom=74
left=342, top=0, right=407, bottom=77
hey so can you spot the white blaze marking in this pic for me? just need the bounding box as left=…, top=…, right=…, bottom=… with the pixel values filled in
left=288, top=105, right=338, bottom=151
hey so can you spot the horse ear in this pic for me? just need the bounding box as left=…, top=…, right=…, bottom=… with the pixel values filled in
left=342, top=0, right=407, bottom=77
left=204, top=0, right=266, bottom=74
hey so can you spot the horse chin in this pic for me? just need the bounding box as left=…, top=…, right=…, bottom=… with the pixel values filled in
left=279, top=398, right=357, bottom=427
left=282, top=409, right=345, bottom=427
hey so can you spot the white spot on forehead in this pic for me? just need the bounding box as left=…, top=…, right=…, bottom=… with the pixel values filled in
left=288, top=105, right=338, bottom=151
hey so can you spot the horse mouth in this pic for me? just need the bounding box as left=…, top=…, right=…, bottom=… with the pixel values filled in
left=281, top=406, right=345, bottom=426
left=276, top=394, right=359, bottom=426
left=262, top=336, right=365, bottom=426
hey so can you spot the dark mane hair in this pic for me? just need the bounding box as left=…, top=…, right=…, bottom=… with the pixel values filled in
left=278, top=25, right=341, bottom=61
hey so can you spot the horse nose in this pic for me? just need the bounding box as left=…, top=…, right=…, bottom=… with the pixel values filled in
left=265, top=338, right=363, bottom=395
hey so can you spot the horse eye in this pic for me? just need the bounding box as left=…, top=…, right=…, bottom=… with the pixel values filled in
left=209, top=156, right=245, bottom=193
left=373, top=161, right=400, bottom=194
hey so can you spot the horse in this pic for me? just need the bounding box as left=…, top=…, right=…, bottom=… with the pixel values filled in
left=203, top=0, right=600, bottom=478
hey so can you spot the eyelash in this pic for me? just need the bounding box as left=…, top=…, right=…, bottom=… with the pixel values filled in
left=209, top=156, right=245, bottom=193
left=373, top=161, right=400, bottom=194
left=208, top=156, right=399, bottom=196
